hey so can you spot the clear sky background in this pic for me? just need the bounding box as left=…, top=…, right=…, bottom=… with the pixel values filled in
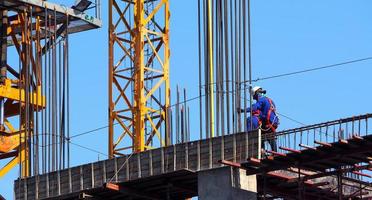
left=2, top=0, right=372, bottom=198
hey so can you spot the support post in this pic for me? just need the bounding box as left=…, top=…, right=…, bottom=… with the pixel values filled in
left=198, top=167, right=257, bottom=200
left=337, top=170, right=343, bottom=200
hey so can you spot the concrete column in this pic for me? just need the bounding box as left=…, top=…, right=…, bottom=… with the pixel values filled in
left=198, top=166, right=257, bottom=200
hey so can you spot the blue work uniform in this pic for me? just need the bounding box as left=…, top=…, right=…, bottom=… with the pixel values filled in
left=249, top=95, right=279, bottom=131
left=246, top=95, right=279, bottom=151
left=247, top=115, right=261, bottom=131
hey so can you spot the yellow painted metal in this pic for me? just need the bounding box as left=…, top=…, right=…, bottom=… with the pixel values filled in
left=0, top=12, right=45, bottom=179
left=0, top=79, right=45, bottom=107
left=133, top=0, right=146, bottom=152
left=109, top=0, right=170, bottom=155
left=0, top=120, right=25, bottom=153
left=0, top=156, right=18, bottom=178
left=0, top=146, right=27, bottom=178
left=108, top=0, right=114, bottom=158
left=207, top=0, right=215, bottom=137
left=19, top=141, right=29, bottom=177
left=0, top=133, right=20, bottom=153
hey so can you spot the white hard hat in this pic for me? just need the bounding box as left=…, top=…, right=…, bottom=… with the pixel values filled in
left=251, top=86, right=262, bottom=94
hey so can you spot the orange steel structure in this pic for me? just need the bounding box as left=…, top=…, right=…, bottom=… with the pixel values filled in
left=0, top=0, right=101, bottom=179
left=0, top=10, right=45, bottom=178
left=109, top=0, right=171, bottom=156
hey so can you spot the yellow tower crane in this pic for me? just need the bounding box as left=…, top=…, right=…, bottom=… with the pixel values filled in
left=109, top=0, right=171, bottom=156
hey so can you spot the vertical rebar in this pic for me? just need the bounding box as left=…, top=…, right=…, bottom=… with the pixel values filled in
left=223, top=0, right=230, bottom=135
left=183, top=88, right=187, bottom=142
left=243, top=0, right=247, bottom=133
left=207, top=0, right=215, bottom=138
left=42, top=6, right=48, bottom=174
left=187, top=107, right=190, bottom=142
left=198, top=0, right=203, bottom=140
left=35, top=15, right=41, bottom=176
left=66, top=13, right=70, bottom=168
left=176, top=85, right=179, bottom=143
left=248, top=0, right=253, bottom=132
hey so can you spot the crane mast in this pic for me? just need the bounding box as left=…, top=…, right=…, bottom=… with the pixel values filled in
left=109, top=0, right=171, bottom=156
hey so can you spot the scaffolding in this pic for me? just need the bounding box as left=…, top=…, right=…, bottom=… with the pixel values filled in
left=0, top=0, right=101, bottom=178
left=221, top=113, right=372, bottom=199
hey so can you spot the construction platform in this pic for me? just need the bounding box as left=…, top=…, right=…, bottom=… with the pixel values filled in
left=14, top=114, right=372, bottom=199
left=221, top=134, right=372, bottom=199
left=14, top=131, right=259, bottom=200
left=0, top=0, right=102, bottom=44
left=221, top=114, right=372, bottom=199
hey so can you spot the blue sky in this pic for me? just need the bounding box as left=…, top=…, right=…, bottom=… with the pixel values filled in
left=2, top=0, right=372, bottom=198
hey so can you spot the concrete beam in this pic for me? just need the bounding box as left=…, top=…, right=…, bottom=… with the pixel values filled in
left=104, top=183, right=163, bottom=200
left=198, top=167, right=257, bottom=200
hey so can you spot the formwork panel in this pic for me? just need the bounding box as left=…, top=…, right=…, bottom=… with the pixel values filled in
left=187, top=141, right=199, bottom=171
left=151, top=148, right=163, bottom=176
left=163, top=145, right=175, bottom=173
left=116, top=156, right=129, bottom=182
left=71, top=166, right=81, bottom=192
left=60, top=169, right=71, bottom=195
left=175, top=143, right=186, bottom=170
left=93, top=161, right=104, bottom=188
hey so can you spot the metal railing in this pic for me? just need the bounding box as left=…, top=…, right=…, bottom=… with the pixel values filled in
left=262, top=113, right=372, bottom=153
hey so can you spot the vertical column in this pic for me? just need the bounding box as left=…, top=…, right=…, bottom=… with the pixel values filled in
left=133, top=0, right=145, bottom=152
left=108, top=0, right=114, bottom=158
left=0, top=10, right=8, bottom=130
left=198, top=167, right=257, bottom=200
left=164, top=0, right=171, bottom=146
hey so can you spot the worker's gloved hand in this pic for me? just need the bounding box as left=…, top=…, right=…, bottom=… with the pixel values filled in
left=237, top=108, right=251, bottom=113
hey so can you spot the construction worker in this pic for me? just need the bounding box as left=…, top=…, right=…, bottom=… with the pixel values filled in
left=240, top=86, right=279, bottom=151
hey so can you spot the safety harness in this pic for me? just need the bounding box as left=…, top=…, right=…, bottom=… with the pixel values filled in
left=265, top=97, right=278, bottom=133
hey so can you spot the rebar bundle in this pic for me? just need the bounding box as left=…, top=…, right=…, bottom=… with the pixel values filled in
left=21, top=8, right=71, bottom=175
left=0, top=6, right=71, bottom=177
left=198, top=0, right=252, bottom=138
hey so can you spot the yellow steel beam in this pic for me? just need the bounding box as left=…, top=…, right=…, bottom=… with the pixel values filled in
left=0, top=156, right=18, bottom=178
left=0, top=119, right=25, bottom=153
left=0, top=79, right=45, bottom=107
left=0, top=133, right=20, bottom=153
left=0, top=147, right=27, bottom=178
